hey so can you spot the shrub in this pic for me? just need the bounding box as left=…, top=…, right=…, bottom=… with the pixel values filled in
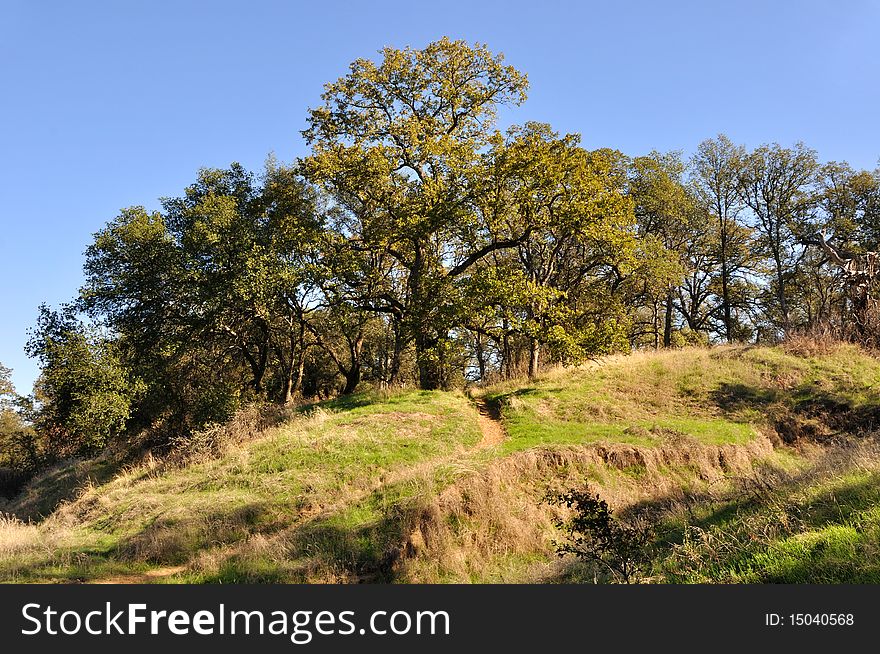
left=547, top=488, right=654, bottom=583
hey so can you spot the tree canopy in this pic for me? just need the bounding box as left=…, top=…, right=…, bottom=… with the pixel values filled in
left=10, top=39, right=880, bottom=465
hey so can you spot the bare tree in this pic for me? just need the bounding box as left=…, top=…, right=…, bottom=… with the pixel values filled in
left=801, top=231, right=880, bottom=336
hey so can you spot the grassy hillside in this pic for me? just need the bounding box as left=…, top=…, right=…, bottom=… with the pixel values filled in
left=2, top=343, right=880, bottom=583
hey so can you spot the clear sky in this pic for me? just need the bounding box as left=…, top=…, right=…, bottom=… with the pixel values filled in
left=2, top=0, right=879, bottom=394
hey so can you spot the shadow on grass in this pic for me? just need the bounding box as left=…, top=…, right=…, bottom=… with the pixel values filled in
left=710, top=379, right=880, bottom=443
left=710, top=382, right=777, bottom=414
left=541, top=441, right=880, bottom=585
left=672, top=472, right=880, bottom=583
left=193, top=491, right=424, bottom=584
left=0, top=501, right=285, bottom=583
left=112, top=502, right=281, bottom=565
left=2, top=455, right=124, bottom=522
left=627, top=442, right=880, bottom=531
left=288, top=510, right=415, bottom=583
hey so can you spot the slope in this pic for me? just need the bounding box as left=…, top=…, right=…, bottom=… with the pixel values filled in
left=2, top=343, right=879, bottom=584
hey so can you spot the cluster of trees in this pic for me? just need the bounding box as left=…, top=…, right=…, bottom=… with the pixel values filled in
left=3, top=38, right=879, bottom=465
left=0, top=364, right=36, bottom=491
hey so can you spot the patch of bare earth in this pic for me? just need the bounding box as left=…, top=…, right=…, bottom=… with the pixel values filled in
left=90, top=565, right=186, bottom=584
left=474, top=398, right=506, bottom=449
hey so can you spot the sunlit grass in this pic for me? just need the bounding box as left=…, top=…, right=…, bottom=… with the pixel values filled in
left=0, top=389, right=480, bottom=583
left=4, top=343, right=880, bottom=584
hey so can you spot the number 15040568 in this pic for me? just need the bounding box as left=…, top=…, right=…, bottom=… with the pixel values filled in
left=765, top=613, right=854, bottom=627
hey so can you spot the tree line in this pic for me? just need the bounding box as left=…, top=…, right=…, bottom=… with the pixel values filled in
left=2, top=38, right=879, bottom=472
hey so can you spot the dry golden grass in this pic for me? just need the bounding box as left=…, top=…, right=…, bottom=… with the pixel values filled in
left=782, top=330, right=853, bottom=358
left=166, top=402, right=300, bottom=465
left=395, top=432, right=780, bottom=583
left=0, top=514, right=44, bottom=557
left=0, top=389, right=481, bottom=582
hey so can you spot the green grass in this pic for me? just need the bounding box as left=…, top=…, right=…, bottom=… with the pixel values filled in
left=496, top=416, right=756, bottom=453
left=0, top=389, right=480, bottom=583
left=659, top=465, right=880, bottom=583
left=492, top=345, right=880, bottom=454
left=3, top=343, right=880, bottom=584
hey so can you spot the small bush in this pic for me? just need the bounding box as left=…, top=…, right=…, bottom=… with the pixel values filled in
left=547, top=488, right=654, bottom=583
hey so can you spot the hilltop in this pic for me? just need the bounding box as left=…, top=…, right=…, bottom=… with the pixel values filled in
left=2, top=343, right=880, bottom=583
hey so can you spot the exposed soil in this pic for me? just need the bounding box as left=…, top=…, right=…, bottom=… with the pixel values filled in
left=89, top=565, right=186, bottom=584
left=474, top=397, right=506, bottom=448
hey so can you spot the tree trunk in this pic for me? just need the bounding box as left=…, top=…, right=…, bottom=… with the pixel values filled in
left=291, top=349, right=306, bottom=399
left=852, top=289, right=869, bottom=338
left=773, top=248, right=790, bottom=331
left=663, top=291, right=674, bottom=348
left=501, top=320, right=512, bottom=379
left=475, top=334, right=486, bottom=382
left=409, top=243, right=446, bottom=390
left=248, top=352, right=266, bottom=395
left=652, top=301, right=660, bottom=350
left=416, top=331, right=443, bottom=390
left=241, top=333, right=269, bottom=395
left=528, top=338, right=540, bottom=379
left=253, top=345, right=267, bottom=394
left=387, top=320, right=404, bottom=386
left=282, top=326, right=306, bottom=404
left=281, top=365, right=295, bottom=404
left=340, top=334, right=364, bottom=395
left=777, top=272, right=789, bottom=330
left=341, top=361, right=361, bottom=395
left=720, top=256, right=733, bottom=342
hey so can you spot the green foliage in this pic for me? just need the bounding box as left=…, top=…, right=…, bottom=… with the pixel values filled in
left=0, top=363, right=13, bottom=400
left=456, top=127, right=636, bottom=376
left=80, top=161, right=329, bottom=433
left=18, top=40, right=880, bottom=467
left=737, top=142, right=819, bottom=329
left=548, top=489, right=654, bottom=583
left=0, top=364, right=38, bottom=482
left=303, top=39, right=581, bottom=388
left=25, top=306, right=141, bottom=455
left=689, top=135, right=754, bottom=341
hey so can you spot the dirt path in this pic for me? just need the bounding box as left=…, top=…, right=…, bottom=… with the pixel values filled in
left=90, top=565, right=186, bottom=584
left=473, top=397, right=506, bottom=448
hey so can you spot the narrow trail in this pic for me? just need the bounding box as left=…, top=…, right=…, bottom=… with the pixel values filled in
left=473, top=397, right=506, bottom=449
left=90, top=565, right=186, bottom=584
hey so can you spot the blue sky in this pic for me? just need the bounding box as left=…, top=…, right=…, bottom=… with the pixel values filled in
left=1, top=0, right=879, bottom=393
